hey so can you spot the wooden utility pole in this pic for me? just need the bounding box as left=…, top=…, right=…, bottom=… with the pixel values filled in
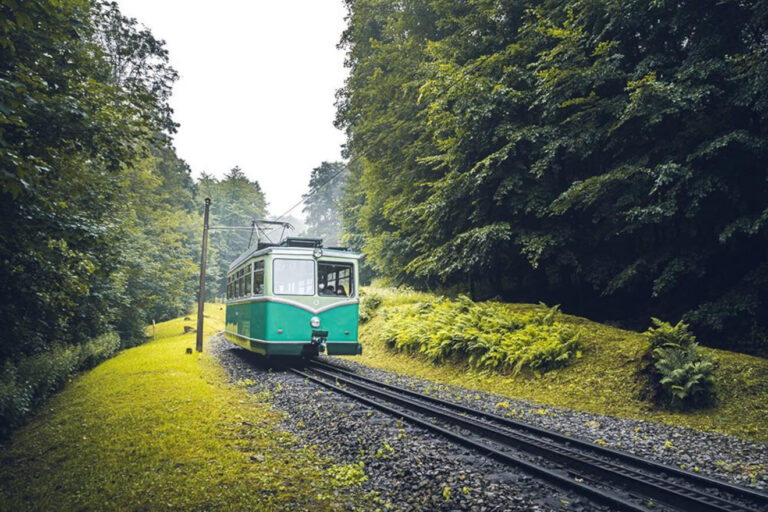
left=195, top=198, right=211, bottom=352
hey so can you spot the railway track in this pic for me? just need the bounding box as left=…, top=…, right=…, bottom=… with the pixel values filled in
left=289, top=359, right=768, bottom=512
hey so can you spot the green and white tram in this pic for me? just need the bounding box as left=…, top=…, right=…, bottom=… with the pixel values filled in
left=225, top=237, right=362, bottom=357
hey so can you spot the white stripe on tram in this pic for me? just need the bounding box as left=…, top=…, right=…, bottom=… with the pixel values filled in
left=224, top=296, right=359, bottom=314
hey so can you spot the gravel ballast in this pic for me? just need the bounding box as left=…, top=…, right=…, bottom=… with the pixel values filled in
left=324, top=353, right=768, bottom=491
left=210, top=335, right=767, bottom=511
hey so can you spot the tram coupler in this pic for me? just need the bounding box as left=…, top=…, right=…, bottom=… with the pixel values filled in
left=310, top=329, right=328, bottom=354
left=311, top=329, right=328, bottom=346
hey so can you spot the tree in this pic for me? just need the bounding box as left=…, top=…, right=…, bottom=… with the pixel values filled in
left=302, top=161, right=348, bottom=246
left=339, top=158, right=375, bottom=284
left=110, top=146, right=200, bottom=342
left=337, top=0, right=768, bottom=353
left=0, top=0, right=196, bottom=358
left=197, top=167, right=268, bottom=299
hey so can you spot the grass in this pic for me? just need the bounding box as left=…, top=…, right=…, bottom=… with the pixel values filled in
left=352, top=286, right=768, bottom=443
left=0, top=305, right=365, bottom=511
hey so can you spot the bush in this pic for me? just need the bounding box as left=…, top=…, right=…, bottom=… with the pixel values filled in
left=359, top=292, right=384, bottom=324
left=645, top=318, right=697, bottom=352
left=642, top=319, right=716, bottom=409
left=0, top=363, right=32, bottom=436
left=654, top=344, right=716, bottom=408
left=78, top=332, right=121, bottom=370
left=379, top=296, right=582, bottom=374
left=0, top=332, right=120, bottom=438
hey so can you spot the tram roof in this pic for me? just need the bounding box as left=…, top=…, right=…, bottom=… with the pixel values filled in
left=227, top=241, right=361, bottom=272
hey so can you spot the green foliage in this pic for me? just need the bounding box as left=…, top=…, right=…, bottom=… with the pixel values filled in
left=338, top=158, right=376, bottom=284
left=302, top=161, right=348, bottom=246
left=0, top=333, right=120, bottom=438
left=379, top=296, right=582, bottom=374
left=328, top=461, right=368, bottom=487
left=0, top=0, right=200, bottom=437
left=642, top=319, right=716, bottom=409
left=337, top=0, right=768, bottom=354
left=357, top=286, right=768, bottom=442
left=358, top=291, right=383, bottom=323
left=197, top=167, right=267, bottom=299
left=0, top=311, right=369, bottom=510
left=654, top=344, right=716, bottom=409
left=644, top=318, right=697, bottom=352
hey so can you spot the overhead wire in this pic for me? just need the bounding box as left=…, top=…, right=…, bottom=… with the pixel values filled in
left=274, top=164, right=349, bottom=221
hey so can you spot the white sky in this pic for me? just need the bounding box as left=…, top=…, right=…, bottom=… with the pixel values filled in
left=117, top=0, right=349, bottom=217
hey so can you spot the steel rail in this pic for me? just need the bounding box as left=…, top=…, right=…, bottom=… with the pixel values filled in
left=308, top=359, right=768, bottom=508
left=289, top=367, right=647, bottom=512
left=300, top=362, right=764, bottom=512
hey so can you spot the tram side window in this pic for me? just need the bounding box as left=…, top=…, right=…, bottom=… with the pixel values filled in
left=244, top=263, right=252, bottom=295
left=318, top=262, right=354, bottom=297
left=253, top=261, right=264, bottom=295
left=273, top=259, right=314, bottom=295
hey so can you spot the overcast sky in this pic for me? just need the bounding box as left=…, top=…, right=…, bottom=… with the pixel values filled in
left=117, top=0, right=349, bottom=217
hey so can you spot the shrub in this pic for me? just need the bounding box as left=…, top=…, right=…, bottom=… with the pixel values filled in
left=379, top=296, right=582, bottom=374
left=0, top=363, right=31, bottom=436
left=645, top=317, right=696, bottom=352
left=641, top=319, right=716, bottom=409
left=0, top=332, right=120, bottom=438
left=654, top=344, right=716, bottom=408
left=359, top=292, right=384, bottom=324
left=78, top=332, right=121, bottom=370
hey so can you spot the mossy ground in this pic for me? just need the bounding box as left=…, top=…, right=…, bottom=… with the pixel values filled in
left=0, top=305, right=365, bottom=511
left=352, top=287, right=768, bottom=443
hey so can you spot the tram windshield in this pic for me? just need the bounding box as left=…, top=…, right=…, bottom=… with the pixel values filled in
left=273, top=259, right=315, bottom=295
left=318, top=262, right=354, bottom=297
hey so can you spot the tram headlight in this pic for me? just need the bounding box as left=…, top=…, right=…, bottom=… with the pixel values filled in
left=310, top=316, right=321, bottom=328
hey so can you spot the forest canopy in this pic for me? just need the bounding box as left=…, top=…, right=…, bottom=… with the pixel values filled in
left=302, top=161, right=348, bottom=246
left=3, top=0, right=767, bottom=365
left=336, top=0, right=768, bottom=354
left=0, top=0, right=197, bottom=359
left=198, top=167, right=268, bottom=299
left=0, top=1, right=272, bottom=434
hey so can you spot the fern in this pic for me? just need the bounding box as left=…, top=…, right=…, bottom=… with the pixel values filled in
left=654, top=343, right=715, bottom=408
left=359, top=292, right=384, bottom=324
left=642, top=319, right=716, bottom=409
left=375, top=297, right=582, bottom=374
left=645, top=317, right=696, bottom=351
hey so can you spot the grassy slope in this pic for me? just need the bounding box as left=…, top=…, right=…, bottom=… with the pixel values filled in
left=0, top=305, right=364, bottom=511
left=351, top=287, right=768, bottom=443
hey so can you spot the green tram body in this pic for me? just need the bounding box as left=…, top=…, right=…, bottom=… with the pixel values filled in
left=225, top=241, right=361, bottom=357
